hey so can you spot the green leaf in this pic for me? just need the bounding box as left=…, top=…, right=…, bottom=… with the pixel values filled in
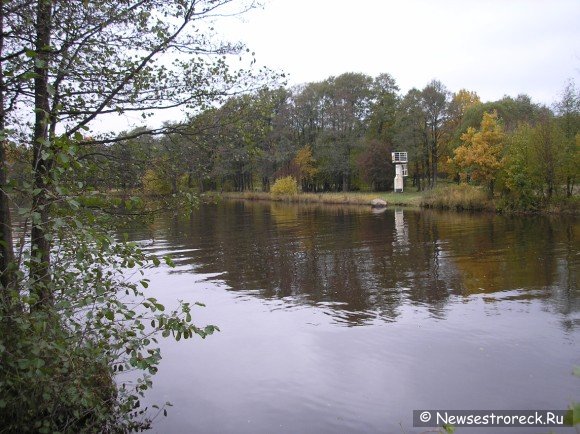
left=164, top=255, right=175, bottom=267
left=105, top=310, right=114, bottom=321
left=204, top=325, right=219, bottom=335
left=58, top=153, right=69, bottom=164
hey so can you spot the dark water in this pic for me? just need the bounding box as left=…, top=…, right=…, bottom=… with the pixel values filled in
left=125, top=201, right=578, bottom=433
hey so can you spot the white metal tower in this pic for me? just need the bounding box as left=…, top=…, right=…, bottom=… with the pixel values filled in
left=391, top=151, right=408, bottom=193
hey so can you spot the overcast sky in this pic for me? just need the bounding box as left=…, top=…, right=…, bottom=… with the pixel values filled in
left=101, top=0, right=580, bottom=132
left=219, top=0, right=580, bottom=104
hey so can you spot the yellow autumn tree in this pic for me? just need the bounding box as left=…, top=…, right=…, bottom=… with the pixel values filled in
left=440, top=89, right=482, bottom=175
left=448, top=89, right=481, bottom=127
left=452, top=110, right=505, bottom=195
left=293, top=145, right=318, bottom=190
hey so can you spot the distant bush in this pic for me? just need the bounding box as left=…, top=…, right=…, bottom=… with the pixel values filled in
left=270, top=176, right=299, bottom=196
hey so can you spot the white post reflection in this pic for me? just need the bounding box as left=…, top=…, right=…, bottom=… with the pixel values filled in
left=394, top=208, right=409, bottom=247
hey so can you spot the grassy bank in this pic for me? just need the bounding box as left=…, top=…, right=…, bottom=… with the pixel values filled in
left=220, top=191, right=423, bottom=207
left=420, top=184, right=495, bottom=212
left=214, top=185, right=578, bottom=215
left=107, top=184, right=577, bottom=215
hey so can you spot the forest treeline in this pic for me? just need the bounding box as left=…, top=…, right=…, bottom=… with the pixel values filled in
left=43, top=72, right=578, bottom=211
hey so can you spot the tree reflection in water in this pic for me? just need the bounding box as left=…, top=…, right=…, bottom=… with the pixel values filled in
left=126, top=201, right=578, bottom=331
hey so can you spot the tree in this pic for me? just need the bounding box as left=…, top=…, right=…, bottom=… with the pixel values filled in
left=293, top=145, right=318, bottom=191
left=456, top=94, right=544, bottom=138
left=356, top=139, right=393, bottom=191
left=553, top=80, right=580, bottom=197
left=421, top=79, right=449, bottom=188
left=533, top=114, right=568, bottom=200
left=367, top=73, right=400, bottom=143
left=440, top=89, right=481, bottom=178
left=288, top=82, right=326, bottom=149
left=317, top=72, right=374, bottom=191
left=452, top=111, right=505, bottom=195
left=395, top=88, right=428, bottom=191
left=501, top=111, right=574, bottom=207
left=0, top=2, right=16, bottom=296
left=200, top=88, right=291, bottom=192
left=0, top=0, right=267, bottom=306
left=445, top=89, right=481, bottom=148
left=501, top=123, right=544, bottom=209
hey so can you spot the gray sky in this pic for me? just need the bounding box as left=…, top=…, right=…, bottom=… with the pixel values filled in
left=220, top=0, right=580, bottom=104
left=98, top=0, right=580, bottom=132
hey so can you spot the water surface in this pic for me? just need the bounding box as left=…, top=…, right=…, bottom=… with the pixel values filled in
left=126, top=201, right=578, bottom=433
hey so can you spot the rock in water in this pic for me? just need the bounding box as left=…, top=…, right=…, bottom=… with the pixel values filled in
left=371, top=198, right=387, bottom=208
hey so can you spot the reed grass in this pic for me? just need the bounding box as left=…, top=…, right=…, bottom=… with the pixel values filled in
left=421, top=184, right=494, bottom=211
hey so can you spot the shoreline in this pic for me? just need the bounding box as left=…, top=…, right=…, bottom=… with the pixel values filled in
left=218, top=191, right=423, bottom=208
left=206, top=189, right=578, bottom=216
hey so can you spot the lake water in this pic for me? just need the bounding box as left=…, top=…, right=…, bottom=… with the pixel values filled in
left=126, top=200, right=578, bottom=433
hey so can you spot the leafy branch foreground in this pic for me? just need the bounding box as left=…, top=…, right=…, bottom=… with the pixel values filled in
left=0, top=0, right=267, bottom=430
left=0, top=208, right=217, bottom=432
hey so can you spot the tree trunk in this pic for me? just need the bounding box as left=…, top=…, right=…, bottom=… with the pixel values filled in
left=0, top=144, right=15, bottom=295
left=0, top=4, right=16, bottom=298
left=424, top=152, right=431, bottom=190
left=30, top=0, right=53, bottom=307
left=414, top=161, right=421, bottom=192
left=432, top=151, right=438, bottom=188
left=489, top=179, right=495, bottom=198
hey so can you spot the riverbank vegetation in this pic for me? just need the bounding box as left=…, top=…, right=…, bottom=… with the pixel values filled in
left=222, top=190, right=423, bottom=207
left=35, top=74, right=577, bottom=214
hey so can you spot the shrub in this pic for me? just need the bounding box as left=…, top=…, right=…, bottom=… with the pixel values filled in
left=270, top=176, right=299, bottom=196
left=0, top=215, right=217, bottom=432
